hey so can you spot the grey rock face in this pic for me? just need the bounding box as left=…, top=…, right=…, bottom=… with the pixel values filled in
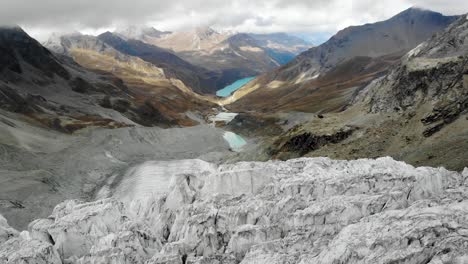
left=361, top=15, right=468, bottom=110
left=357, top=15, right=468, bottom=137
left=0, top=215, right=18, bottom=245
left=0, top=26, right=70, bottom=80
left=1, top=157, right=467, bottom=263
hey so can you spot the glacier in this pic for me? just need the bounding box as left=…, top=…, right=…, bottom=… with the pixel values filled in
left=1, top=157, right=468, bottom=264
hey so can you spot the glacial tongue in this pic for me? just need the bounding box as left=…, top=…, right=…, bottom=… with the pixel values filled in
left=1, top=157, right=468, bottom=264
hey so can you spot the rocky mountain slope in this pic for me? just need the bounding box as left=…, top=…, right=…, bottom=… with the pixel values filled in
left=248, top=33, right=311, bottom=64
left=115, top=25, right=171, bottom=41
left=233, top=14, right=468, bottom=171
left=43, top=31, right=218, bottom=124
left=282, top=8, right=458, bottom=79
left=360, top=14, right=468, bottom=116
left=1, top=157, right=467, bottom=263
left=178, top=33, right=281, bottom=74
left=97, top=32, right=224, bottom=94
left=122, top=26, right=312, bottom=90
left=0, top=26, right=140, bottom=132
left=142, top=27, right=310, bottom=63
left=122, top=27, right=260, bottom=88
left=225, top=8, right=458, bottom=112
left=104, top=29, right=308, bottom=94
left=142, top=26, right=230, bottom=53
left=46, top=31, right=223, bottom=95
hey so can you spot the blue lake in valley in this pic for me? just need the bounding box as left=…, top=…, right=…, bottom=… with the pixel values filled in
left=209, top=112, right=247, bottom=151
left=223, top=131, right=247, bottom=151
left=216, top=76, right=256, bottom=97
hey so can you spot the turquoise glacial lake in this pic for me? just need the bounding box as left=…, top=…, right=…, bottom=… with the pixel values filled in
left=223, top=131, right=247, bottom=152
left=216, top=77, right=256, bottom=97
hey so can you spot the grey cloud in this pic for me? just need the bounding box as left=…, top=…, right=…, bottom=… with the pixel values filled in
left=0, top=0, right=169, bottom=27
left=409, top=0, right=468, bottom=15
left=0, top=0, right=467, bottom=40
left=255, top=17, right=274, bottom=27
left=273, top=0, right=334, bottom=9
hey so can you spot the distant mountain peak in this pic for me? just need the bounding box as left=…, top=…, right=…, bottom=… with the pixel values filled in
left=0, top=26, right=43, bottom=45
left=0, top=25, right=23, bottom=31
left=402, top=6, right=429, bottom=11
left=99, top=31, right=115, bottom=38
left=115, top=25, right=170, bottom=40
left=390, top=6, right=456, bottom=21
left=194, top=26, right=219, bottom=39
left=0, top=26, right=69, bottom=79
left=224, top=33, right=258, bottom=45
left=45, top=31, right=81, bottom=42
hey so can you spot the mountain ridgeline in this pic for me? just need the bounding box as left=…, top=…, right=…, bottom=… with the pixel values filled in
left=46, top=28, right=312, bottom=95
left=97, top=31, right=221, bottom=94
left=225, top=8, right=459, bottom=112
left=112, top=26, right=312, bottom=93
left=287, top=8, right=459, bottom=77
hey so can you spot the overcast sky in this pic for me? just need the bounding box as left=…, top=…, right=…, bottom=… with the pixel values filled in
left=1, top=0, right=467, bottom=44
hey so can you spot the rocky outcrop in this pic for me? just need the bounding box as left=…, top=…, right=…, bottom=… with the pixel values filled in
left=0, top=215, right=18, bottom=244
left=0, top=26, right=70, bottom=80
left=224, top=113, right=283, bottom=138
left=358, top=15, right=468, bottom=137
left=1, top=157, right=467, bottom=263
left=363, top=57, right=468, bottom=115
left=272, top=126, right=357, bottom=156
